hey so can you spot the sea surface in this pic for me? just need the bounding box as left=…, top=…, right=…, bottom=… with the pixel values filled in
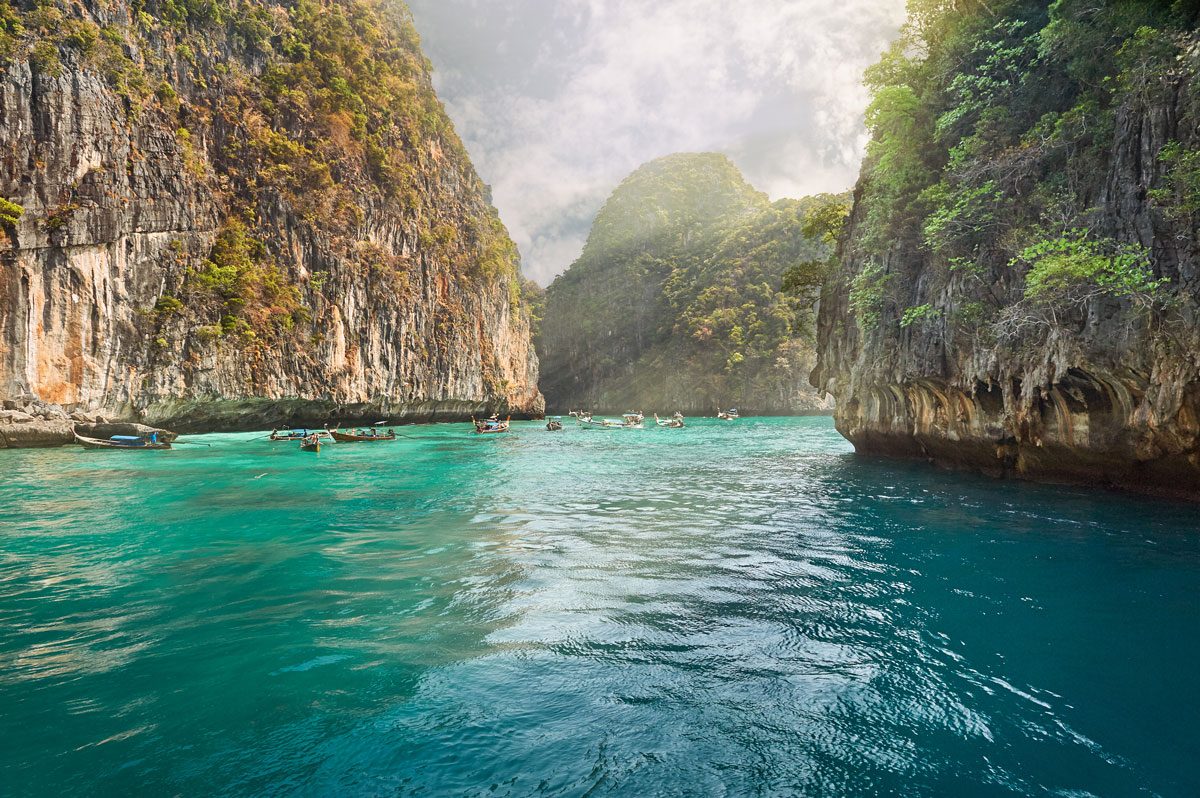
left=1, top=417, right=1198, bottom=797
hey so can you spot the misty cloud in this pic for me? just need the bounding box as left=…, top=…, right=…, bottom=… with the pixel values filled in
left=407, top=0, right=906, bottom=285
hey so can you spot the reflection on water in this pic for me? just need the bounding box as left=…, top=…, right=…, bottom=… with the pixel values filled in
left=1, top=418, right=1198, bottom=796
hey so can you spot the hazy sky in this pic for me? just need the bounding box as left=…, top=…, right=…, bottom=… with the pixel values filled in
left=406, top=0, right=907, bottom=286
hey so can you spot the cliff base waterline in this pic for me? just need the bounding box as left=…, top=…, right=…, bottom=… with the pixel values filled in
left=143, top=397, right=545, bottom=434
left=831, top=373, right=1200, bottom=501
left=0, top=397, right=545, bottom=447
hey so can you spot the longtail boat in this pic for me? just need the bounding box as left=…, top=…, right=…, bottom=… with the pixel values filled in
left=655, top=413, right=686, bottom=428
left=270, top=428, right=333, bottom=442
left=473, top=415, right=510, bottom=434
left=717, top=408, right=739, bottom=420
left=299, top=434, right=322, bottom=453
left=328, top=425, right=396, bottom=442
left=75, top=432, right=171, bottom=450
left=579, top=416, right=637, bottom=430
left=546, top=418, right=564, bottom=431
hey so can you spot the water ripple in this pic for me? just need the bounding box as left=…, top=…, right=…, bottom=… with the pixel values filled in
left=0, top=419, right=1197, bottom=796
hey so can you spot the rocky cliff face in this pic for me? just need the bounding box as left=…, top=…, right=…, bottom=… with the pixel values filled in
left=537, top=153, right=834, bottom=416
left=813, top=2, right=1200, bottom=498
left=0, top=0, right=542, bottom=436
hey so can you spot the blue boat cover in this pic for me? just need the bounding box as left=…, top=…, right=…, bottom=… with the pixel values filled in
left=111, top=435, right=144, bottom=441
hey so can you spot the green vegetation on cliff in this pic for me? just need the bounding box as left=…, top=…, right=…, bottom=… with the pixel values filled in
left=844, top=0, right=1199, bottom=344
left=812, top=0, right=1200, bottom=497
left=0, top=0, right=543, bottom=420
left=1, top=0, right=529, bottom=348
left=537, top=153, right=839, bottom=413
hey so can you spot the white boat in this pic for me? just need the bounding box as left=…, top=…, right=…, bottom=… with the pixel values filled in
left=75, top=432, right=171, bottom=450
left=655, top=413, right=685, bottom=428
left=717, top=408, right=739, bottom=420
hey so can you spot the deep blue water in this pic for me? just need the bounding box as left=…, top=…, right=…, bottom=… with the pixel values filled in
left=1, top=417, right=1197, bottom=796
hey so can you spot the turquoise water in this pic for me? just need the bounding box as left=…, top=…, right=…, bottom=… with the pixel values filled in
left=1, top=417, right=1198, bottom=797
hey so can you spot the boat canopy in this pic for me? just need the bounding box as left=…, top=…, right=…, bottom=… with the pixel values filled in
left=111, top=435, right=147, bottom=441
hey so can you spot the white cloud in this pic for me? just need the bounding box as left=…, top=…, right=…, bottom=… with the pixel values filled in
left=409, top=0, right=907, bottom=285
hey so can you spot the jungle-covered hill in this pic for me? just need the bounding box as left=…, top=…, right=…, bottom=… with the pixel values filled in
left=535, top=152, right=840, bottom=415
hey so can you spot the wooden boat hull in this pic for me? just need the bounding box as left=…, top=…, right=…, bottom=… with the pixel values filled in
left=74, top=433, right=171, bottom=450
left=300, top=442, right=320, bottom=453
left=473, top=416, right=510, bottom=434
left=329, top=430, right=395, bottom=442
left=579, top=419, right=640, bottom=430
left=270, top=431, right=333, bottom=442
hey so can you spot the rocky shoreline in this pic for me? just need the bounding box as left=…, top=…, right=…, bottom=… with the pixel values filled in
left=0, top=396, right=544, bottom=449
left=0, top=395, right=177, bottom=449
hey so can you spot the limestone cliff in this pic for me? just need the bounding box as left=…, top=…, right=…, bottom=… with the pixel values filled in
left=537, top=153, right=835, bottom=416
left=813, top=1, right=1200, bottom=498
left=0, top=0, right=542, bottom=436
